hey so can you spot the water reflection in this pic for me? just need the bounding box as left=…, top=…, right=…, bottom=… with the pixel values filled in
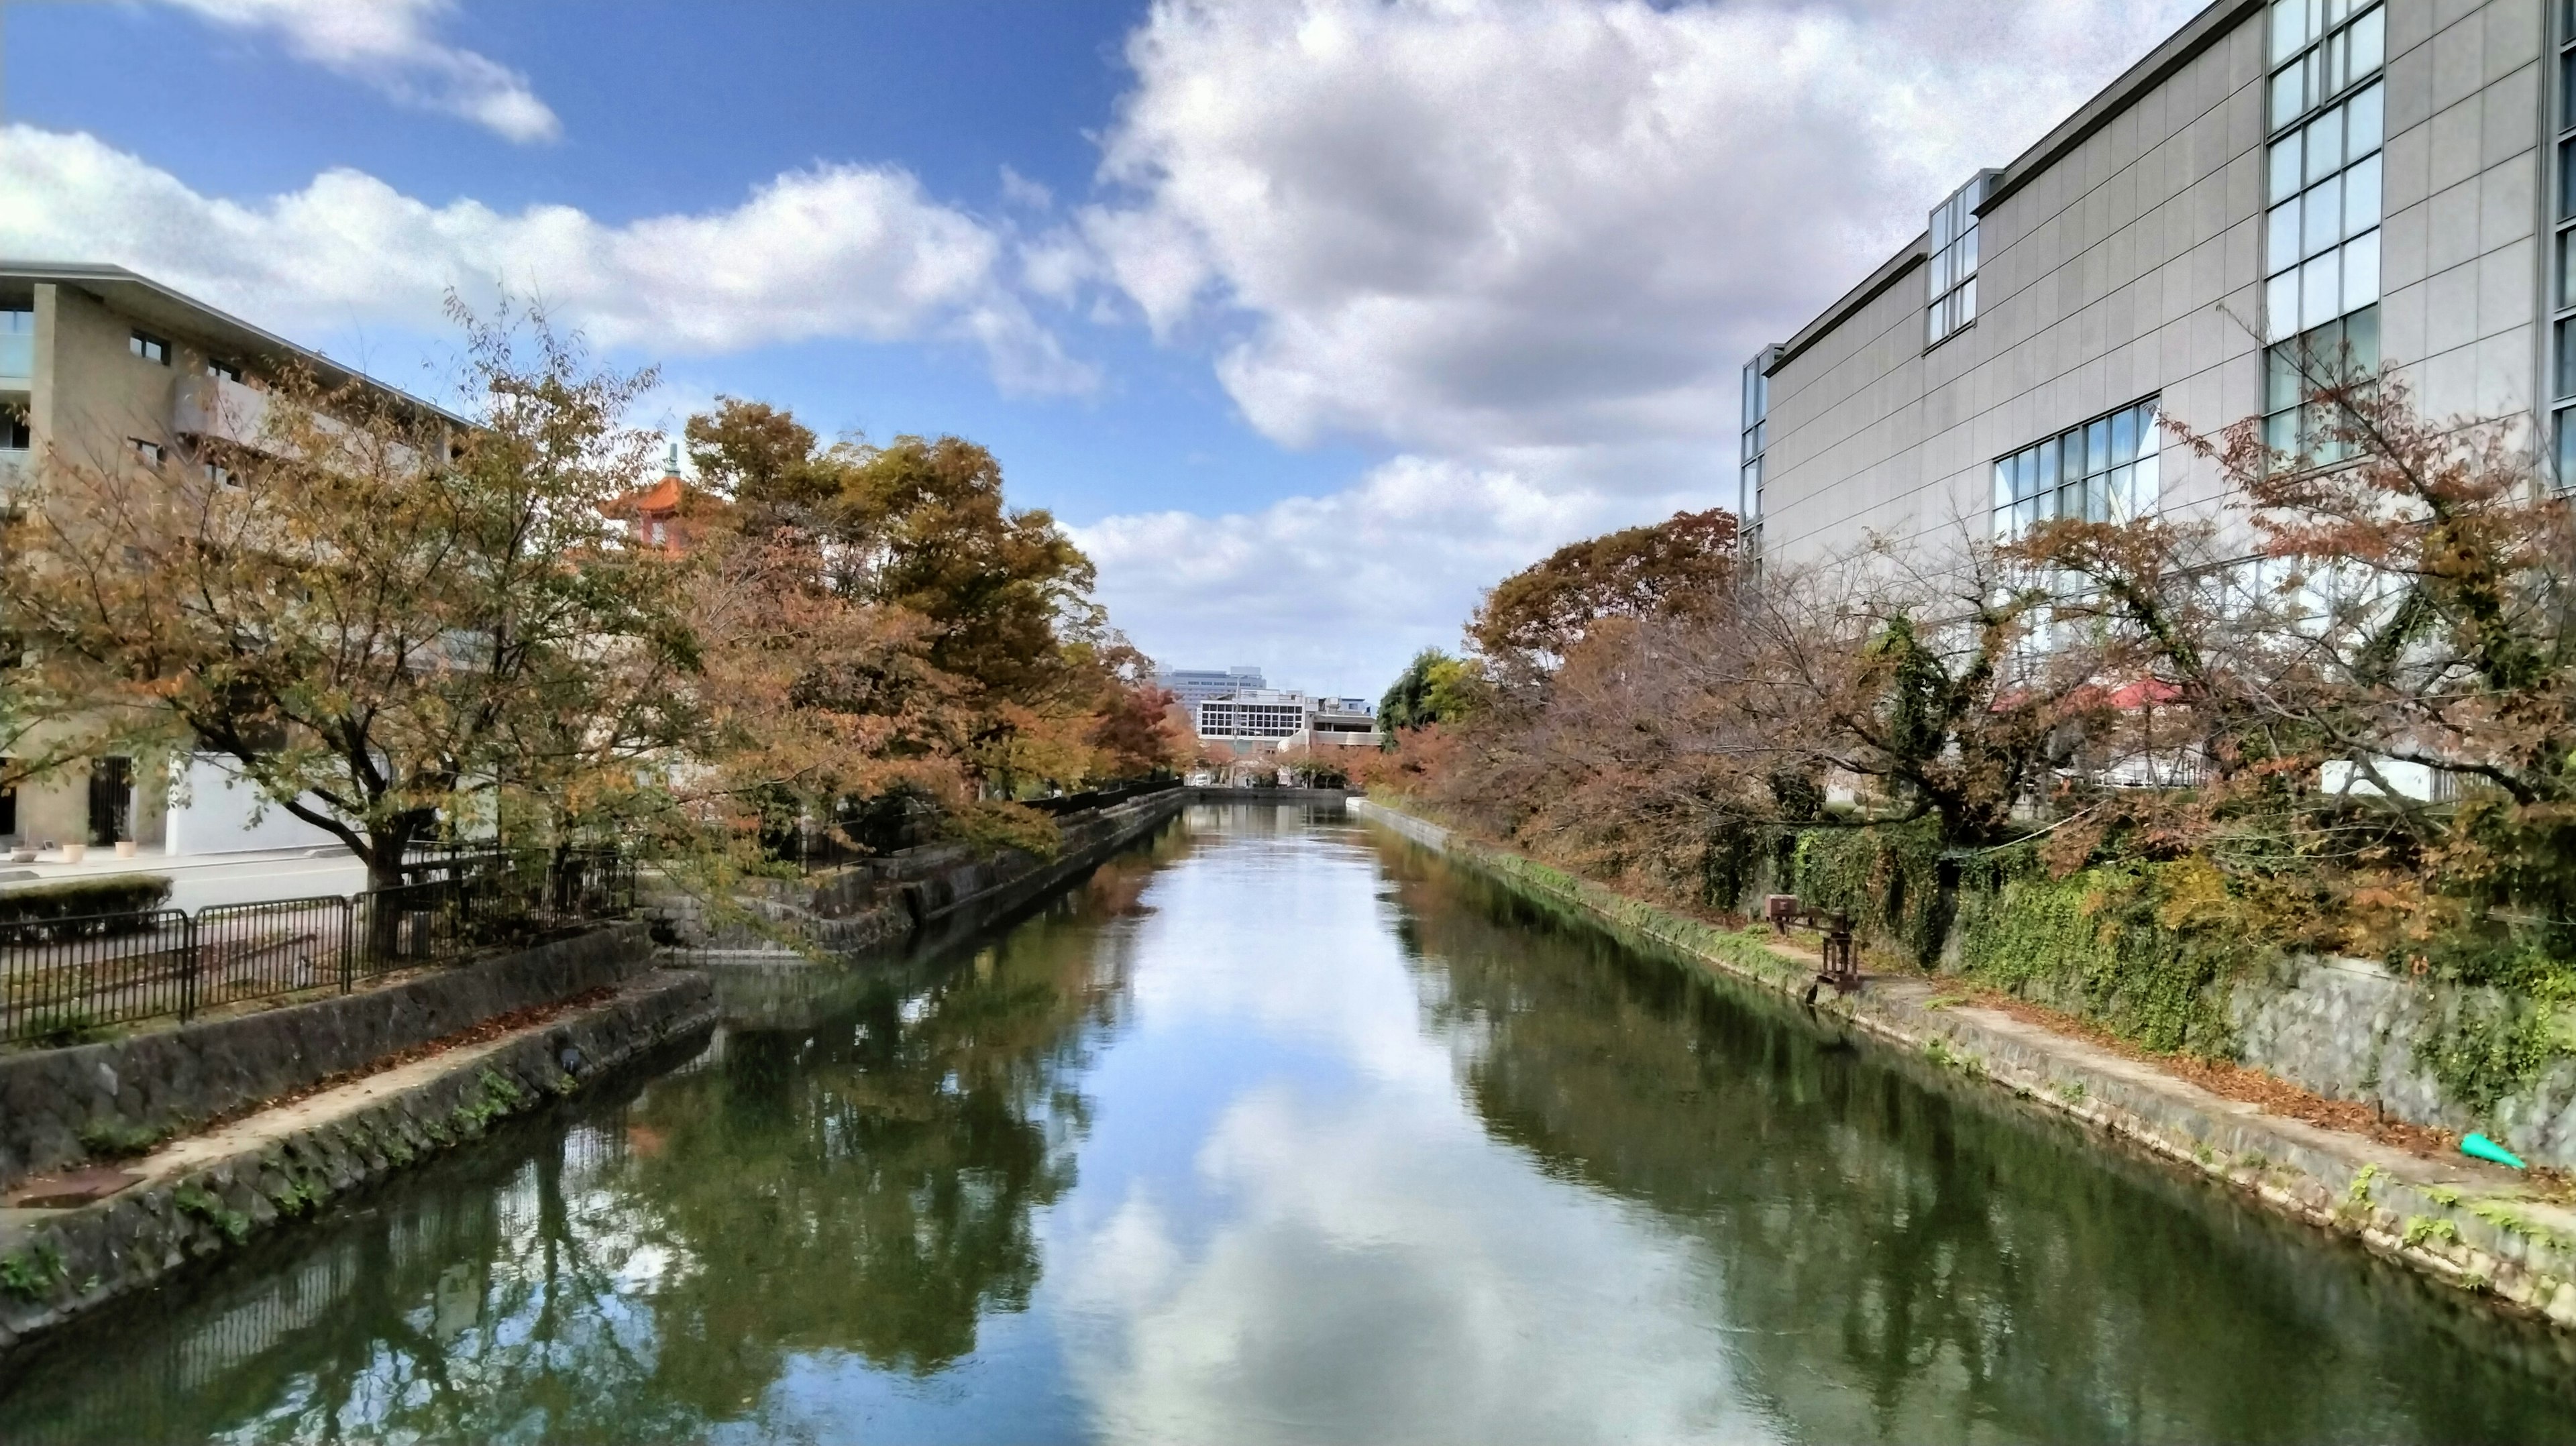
left=1, top=806, right=2571, bottom=1444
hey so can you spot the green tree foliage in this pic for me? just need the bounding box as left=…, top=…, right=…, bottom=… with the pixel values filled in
left=1379, top=649, right=1485, bottom=736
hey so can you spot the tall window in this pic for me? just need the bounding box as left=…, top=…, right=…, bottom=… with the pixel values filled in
left=1992, top=398, right=2161, bottom=540
left=2263, top=1, right=2383, bottom=462
left=1739, top=345, right=1777, bottom=533
left=2551, top=1, right=2576, bottom=479
left=1926, top=172, right=1995, bottom=348
left=0, top=309, right=30, bottom=380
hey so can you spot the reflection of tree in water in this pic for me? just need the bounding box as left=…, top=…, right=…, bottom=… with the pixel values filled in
left=631, top=894, right=1137, bottom=1398
left=1383, top=850, right=2576, bottom=1445
left=0, top=848, right=1161, bottom=1445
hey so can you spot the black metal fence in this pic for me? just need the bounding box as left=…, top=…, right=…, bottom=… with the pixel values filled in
left=0, top=849, right=635, bottom=1048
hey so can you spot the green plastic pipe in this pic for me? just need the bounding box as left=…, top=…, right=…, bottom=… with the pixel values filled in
left=2461, top=1132, right=2528, bottom=1170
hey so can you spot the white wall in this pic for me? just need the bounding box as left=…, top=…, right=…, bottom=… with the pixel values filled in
left=166, top=755, right=345, bottom=856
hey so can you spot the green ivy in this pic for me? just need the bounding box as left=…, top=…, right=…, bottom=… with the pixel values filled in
left=0, top=1242, right=66, bottom=1300
left=1786, top=822, right=1952, bottom=968
left=172, top=1184, right=250, bottom=1243
left=1947, top=863, right=2262, bottom=1056
left=2413, top=985, right=2568, bottom=1122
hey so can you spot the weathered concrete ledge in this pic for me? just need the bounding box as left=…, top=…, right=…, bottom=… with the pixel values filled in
left=1353, top=797, right=2576, bottom=1331
left=0, top=922, right=655, bottom=1192
left=0, top=967, right=715, bottom=1357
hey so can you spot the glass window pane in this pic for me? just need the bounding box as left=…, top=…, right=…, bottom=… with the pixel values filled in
left=1959, top=223, right=1978, bottom=276
left=2304, top=174, right=2343, bottom=256
left=2135, top=452, right=2161, bottom=512
left=2267, top=270, right=2301, bottom=342
left=2344, top=152, right=2381, bottom=232
left=2037, top=438, right=2060, bottom=492
left=2560, top=139, right=2576, bottom=221
left=2341, top=229, right=2379, bottom=311
left=2108, top=464, right=2134, bottom=520
left=2557, top=405, right=2576, bottom=488
left=2270, top=0, right=2304, bottom=61
left=2557, top=319, right=2576, bottom=400
left=2346, top=81, right=2383, bottom=158
left=1958, top=274, right=1977, bottom=326
left=2269, top=137, right=2303, bottom=203
left=2110, top=406, right=2138, bottom=464
left=2325, top=28, right=2349, bottom=96
left=2086, top=418, right=2110, bottom=476
left=2559, top=228, right=2576, bottom=309
left=1994, top=461, right=2015, bottom=512
left=2265, top=408, right=2300, bottom=453
left=2306, top=108, right=2344, bottom=182
left=2268, top=197, right=2302, bottom=273
left=2349, top=5, right=2383, bottom=79
left=2563, top=48, right=2576, bottom=131
left=2301, top=251, right=2340, bottom=329
left=1930, top=243, right=1951, bottom=295
left=2271, top=64, right=2305, bottom=131
left=2017, top=496, right=2041, bottom=533
left=2344, top=302, right=2379, bottom=369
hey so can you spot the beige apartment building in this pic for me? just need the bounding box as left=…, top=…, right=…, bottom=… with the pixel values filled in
left=1, top=262, right=458, bottom=858
left=1742, top=0, right=2553, bottom=567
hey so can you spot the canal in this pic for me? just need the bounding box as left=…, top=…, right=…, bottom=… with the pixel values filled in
left=3, top=803, right=2572, bottom=1443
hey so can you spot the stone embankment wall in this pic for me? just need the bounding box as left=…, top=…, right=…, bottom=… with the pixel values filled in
left=0, top=968, right=714, bottom=1357
left=661, top=787, right=1214, bottom=960
left=2234, top=958, right=2576, bottom=1170
left=0, top=923, right=655, bottom=1192
left=1353, top=799, right=2576, bottom=1332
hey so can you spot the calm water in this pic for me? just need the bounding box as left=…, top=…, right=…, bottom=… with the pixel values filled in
left=5, top=803, right=2573, bottom=1444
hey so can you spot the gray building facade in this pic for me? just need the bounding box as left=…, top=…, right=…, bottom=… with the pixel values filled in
left=1747, top=0, right=2550, bottom=565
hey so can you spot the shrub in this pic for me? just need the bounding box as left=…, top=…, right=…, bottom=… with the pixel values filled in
left=0, top=875, right=174, bottom=938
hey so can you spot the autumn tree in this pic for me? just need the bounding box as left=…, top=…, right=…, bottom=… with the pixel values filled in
left=1, top=302, right=699, bottom=891
left=1468, top=508, right=1737, bottom=679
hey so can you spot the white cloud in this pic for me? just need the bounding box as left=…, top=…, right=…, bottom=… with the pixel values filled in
left=0, top=125, right=1095, bottom=395
left=1083, top=0, right=2204, bottom=461
left=1054, top=1089, right=1777, bottom=1444
left=1061, top=0, right=2204, bottom=686
left=1073, top=453, right=1642, bottom=688
left=161, top=0, right=561, bottom=143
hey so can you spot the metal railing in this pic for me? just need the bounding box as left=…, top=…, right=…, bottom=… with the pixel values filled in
left=0, top=848, right=635, bottom=1048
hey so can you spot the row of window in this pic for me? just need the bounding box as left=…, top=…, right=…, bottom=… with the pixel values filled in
left=1991, top=399, right=2162, bottom=540
left=2261, top=0, right=2383, bottom=473
left=1925, top=173, right=1993, bottom=348
left=2263, top=81, right=2383, bottom=343
left=2551, top=0, right=2576, bottom=476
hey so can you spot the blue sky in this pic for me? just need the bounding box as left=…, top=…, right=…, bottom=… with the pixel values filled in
left=0, top=0, right=2201, bottom=693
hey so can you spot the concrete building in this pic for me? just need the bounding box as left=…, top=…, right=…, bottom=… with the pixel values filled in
left=1, top=262, right=464, bottom=857
left=1744, top=0, right=2548, bottom=567
left=1193, top=690, right=1382, bottom=750
left=1159, top=665, right=1267, bottom=706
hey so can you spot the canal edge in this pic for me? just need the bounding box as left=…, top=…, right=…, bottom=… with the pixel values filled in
left=0, top=969, right=718, bottom=1358
left=1349, top=797, right=2576, bottom=1332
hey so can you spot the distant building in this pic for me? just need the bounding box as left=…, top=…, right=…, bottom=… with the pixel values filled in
left=603, top=443, right=720, bottom=557
left=1194, top=690, right=1381, bottom=750
left=1160, top=665, right=1267, bottom=706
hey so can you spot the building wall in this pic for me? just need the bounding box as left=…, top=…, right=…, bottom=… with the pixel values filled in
left=1756, top=0, right=2546, bottom=567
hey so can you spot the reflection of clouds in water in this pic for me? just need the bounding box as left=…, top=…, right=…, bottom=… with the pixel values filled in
left=1124, top=835, right=1464, bottom=1093
left=1057, top=1082, right=1788, bottom=1445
